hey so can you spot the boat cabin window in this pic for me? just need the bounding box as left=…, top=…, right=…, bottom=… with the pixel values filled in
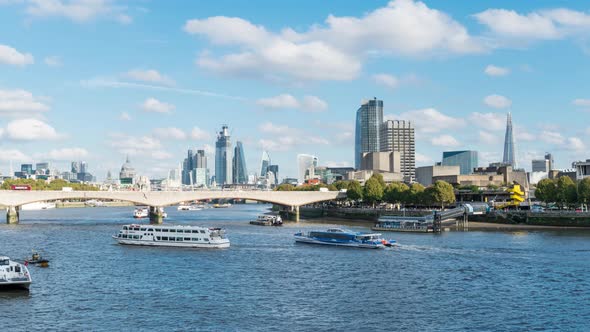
left=162, top=229, right=168, bottom=232
left=169, top=229, right=176, bottom=233
left=184, top=237, right=190, bottom=241
left=15, top=266, right=21, bottom=273
left=192, top=238, right=199, bottom=241
left=140, top=228, right=146, bottom=231
left=148, top=228, right=154, bottom=232
left=184, top=230, right=191, bottom=233
left=192, top=230, right=199, bottom=233
left=199, top=230, right=206, bottom=234
left=0, top=259, right=9, bottom=265
left=204, top=238, right=209, bottom=241
left=123, top=226, right=128, bottom=230
left=162, top=236, right=168, bottom=241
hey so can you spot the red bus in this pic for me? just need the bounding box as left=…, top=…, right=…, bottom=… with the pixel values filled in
left=10, top=185, right=31, bottom=190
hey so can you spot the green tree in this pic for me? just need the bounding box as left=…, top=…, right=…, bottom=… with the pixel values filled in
left=363, top=177, right=384, bottom=206
left=534, top=178, right=557, bottom=205
left=429, top=180, right=456, bottom=208
left=371, top=173, right=386, bottom=189
left=327, top=184, right=338, bottom=191
left=383, top=182, right=409, bottom=205
left=408, top=183, right=425, bottom=205
left=556, top=176, right=577, bottom=209
left=275, top=184, right=294, bottom=191
left=346, top=180, right=363, bottom=201
left=332, top=180, right=350, bottom=191
left=578, top=178, right=590, bottom=206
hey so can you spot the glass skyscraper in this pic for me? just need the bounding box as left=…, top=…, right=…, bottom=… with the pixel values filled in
left=232, top=141, right=248, bottom=184
left=502, top=112, right=516, bottom=168
left=215, top=125, right=233, bottom=186
left=260, top=150, right=271, bottom=177
left=442, top=150, right=478, bottom=175
left=297, top=154, right=318, bottom=184
left=355, top=98, right=383, bottom=169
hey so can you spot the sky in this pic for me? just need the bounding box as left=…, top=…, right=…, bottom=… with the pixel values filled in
left=1, top=0, right=590, bottom=180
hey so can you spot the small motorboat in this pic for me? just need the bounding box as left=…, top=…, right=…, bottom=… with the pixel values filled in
left=25, top=251, right=49, bottom=268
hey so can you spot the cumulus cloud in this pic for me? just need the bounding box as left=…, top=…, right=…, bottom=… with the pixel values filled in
left=119, top=112, right=131, bottom=121
left=153, top=127, right=187, bottom=140
left=540, top=131, right=565, bottom=145
left=0, top=89, right=50, bottom=115
left=372, top=73, right=399, bottom=89
left=483, top=94, right=512, bottom=109
left=141, top=97, right=174, bottom=113
left=415, top=153, right=433, bottom=164
left=151, top=151, right=173, bottom=160
left=470, top=112, right=506, bottom=130
left=431, top=134, right=460, bottom=147
left=44, top=56, right=61, bottom=67
left=479, top=130, right=500, bottom=145
left=568, top=137, right=585, bottom=151
left=387, top=108, right=465, bottom=134
left=0, top=149, right=30, bottom=161
left=108, top=133, right=162, bottom=156
left=484, top=65, right=510, bottom=76
left=25, top=0, right=132, bottom=24
left=256, top=94, right=327, bottom=112
left=35, top=147, right=88, bottom=161
left=3, top=118, right=62, bottom=140
left=184, top=0, right=481, bottom=81
left=0, top=44, right=34, bottom=66
left=124, top=69, right=175, bottom=86
left=190, top=127, right=211, bottom=140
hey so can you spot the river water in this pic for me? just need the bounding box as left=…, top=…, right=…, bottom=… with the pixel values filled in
left=1, top=204, right=590, bottom=331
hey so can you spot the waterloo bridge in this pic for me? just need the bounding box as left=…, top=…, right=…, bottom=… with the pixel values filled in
left=0, top=190, right=346, bottom=224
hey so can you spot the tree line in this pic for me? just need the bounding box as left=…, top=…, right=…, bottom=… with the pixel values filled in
left=535, top=177, right=590, bottom=209
left=1, top=179, right=98, bottom=191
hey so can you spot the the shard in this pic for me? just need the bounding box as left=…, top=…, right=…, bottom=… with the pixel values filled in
left=502, top=112, right=516, bottom=168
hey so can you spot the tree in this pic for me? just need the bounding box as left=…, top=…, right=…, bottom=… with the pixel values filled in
left=535, top=178, right=556, bottom=205
left=371, top=173, right=386, bottom=189
left=429, top=180, right=456, bottom=208
left=578, top=178, right=590, bottom=206
left=408, top=183, right=425, bottom=205
left=346, top=180, right=363, bottom=201
left=384, top=182, right=409, bottom=205
left=327, top=184, right=338, bottom=191
left=332, top=180, right=350, bottom=191
left=556, top=176, right=577, bottom=209
left=363, top=177, right=384, bottom=206
left=275, top=184, right=294, bottom=191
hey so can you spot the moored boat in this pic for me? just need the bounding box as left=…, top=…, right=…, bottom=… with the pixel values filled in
left=294, top=228, right=394, bottom=249
left=372, top=215, right=434, bottom=233
left=212, top=203, right=231, bottom=208
left=249, top=215, right=283, bottom=226
left=113, top=224, right=230, bottom=248
left=133, top=207, right=148, bottom=218
left=0, top=256, right=32, bottom=290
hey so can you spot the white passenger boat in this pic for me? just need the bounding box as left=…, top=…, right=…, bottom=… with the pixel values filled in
left=294, top=228, right=394, bottom=249
left=0, top=256, right=32, bottom=290
left=250, top=215, right=283, bottom=226
left=113, top=224, right=230, bottom=248
left=133, top=207, right=148, bottom=218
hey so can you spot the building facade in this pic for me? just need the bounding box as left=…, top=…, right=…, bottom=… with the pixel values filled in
left=415, top=165, right=460, bottom=186
left=442, top=150, right=478, bottom=175
left=380, top=119, right=415, bottom=182
left=532, top=159, right=550, bottom=173
left=355, top=98, right=383, bottom=169
left=267, top=165, right=279, bottom=186
left=215, top=125, right=233, bottom=186
left=297, top=154, right=318, bottom=184
left=232, top=141, right=248, bottom=184
left=119, top=156, right=136, bottom=185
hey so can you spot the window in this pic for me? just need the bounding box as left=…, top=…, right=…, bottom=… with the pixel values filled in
left=148, top=228, right=154, bottom=232
left=156, top=236, right=161, bottom=240
left=184, top=230, right=191, bottom=233
left=192, top=230, right=199, bottom=233
left=15, top=266, right=21, bottom=273
left=199, top=230, right=205, bottom=234
left=192, top=238, right=198, bottom=241
left=176, top=237, right=183, bottom=241
left=140, top=228, right=146, bottom=231
left=169, top=229, right=176, bottom=233
left=184, top=237, right=190, bottom=241
left=162, top=236, right=168, bottom=241
left=122, top=234, right=127, bottom=239
left=123, top=226, right=128, bottom=230
left=204, top=238, right=209, bottom=241
left=162, top=229, right=168, bottom=232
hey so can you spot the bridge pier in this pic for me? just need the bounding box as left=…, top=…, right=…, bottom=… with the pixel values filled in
left=149, top=206, right=164, bottom=224
left=294, top=206, right=300, bottom=222
left=6, top=206, right=19, bottom=224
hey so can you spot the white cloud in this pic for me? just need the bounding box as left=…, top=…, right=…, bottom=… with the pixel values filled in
left=0, top=44, right=34, bottom=66
left=141, top=97, right=174, bottom=113
left=153, top=127, right=187, bottom=140
left=190, top=127, right=211, bottom=141
left=44, top=56, right=61, bottom=67
left=470, top=112, right=506, bottom=130
left=324, top=161, right=351, bottom=168
left=185, top=0, right=481, bottom=81
left=474, top=8, right=590, bottom=41
left=119, top=112, right=131, bottom=121
left=372, top=73, right=399, bottom=89
left=573, top=99, right=590, bottom=107
left=567, top=137, right=585, bottom=151
left=25, top=0, right=132, bottom=24
left=388, top=108, right=465, bottom=134
left=256, top=94, right=327, bottom=112
left=540, top=131, right=565, bottom=145
left=484, top=65, right=510, bottom=76
left=3, top=118, right=61, bottom=140
left=431, top=134, right=460, bottom=147
left=259, top=122, right=290, bottom=134
left=479, top=130, right=500, bottom=145
left=203, top=143, right=214, bottom=155
left=124, top=69, right=174, bottom=86
left=258, top=122, right=329, bottom=151
left=483, top=94, right=512, bottom=109
left=0, top=89, right=50, bottom=115
left=151, top=151, right=173, bottom=160
left=0, top=149, right=30, bottom=162
left=415, top=153, right=433, bottom=164
left=35, top=147, right=88, bottom=161
left=108, top=133, right=162, bottom=156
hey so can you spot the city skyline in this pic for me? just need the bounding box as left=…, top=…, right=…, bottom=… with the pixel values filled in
left=1, top=0, right=590, bottom=180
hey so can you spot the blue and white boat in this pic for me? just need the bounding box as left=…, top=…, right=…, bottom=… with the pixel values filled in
left=294, top=228, right=395, bottom=249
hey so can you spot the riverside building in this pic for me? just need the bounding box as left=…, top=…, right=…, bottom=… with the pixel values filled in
left=355, top=98, right=383, bottom=169
left=380, top=120, right=415, bottom=182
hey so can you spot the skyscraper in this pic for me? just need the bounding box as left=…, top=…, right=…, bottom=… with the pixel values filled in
left=267, top=165, right=279, bottom=186
left=215, top=125, right=233, bottom=186
left=380, top=120, right=415, bottom=182
left=260, top=151, right=271, bottom=177
left=195, top=150, right=207, bottom=169
left=183, top=149, right=209, bottom=186
left=545, top=152, right=554, bottom=171
left=442, top=150, right=478, bottom=175
left=502, top=112, right=516, bottom=168
left=355, top=98, right=383, bottom=169
left=297, top=154, right=318, bottom=184
left=232, top=141, right=248, bottom=184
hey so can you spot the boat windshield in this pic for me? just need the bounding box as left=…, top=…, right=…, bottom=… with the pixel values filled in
left=0, top=259, right=9, bottom=265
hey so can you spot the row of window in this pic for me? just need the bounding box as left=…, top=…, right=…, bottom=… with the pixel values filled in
left=119, top=234, right=208, bottom=242
left=123, top=226, right=206, bottom=234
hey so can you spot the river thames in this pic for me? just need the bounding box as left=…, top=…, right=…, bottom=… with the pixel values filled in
left=2, top=204, right=590, bottom=331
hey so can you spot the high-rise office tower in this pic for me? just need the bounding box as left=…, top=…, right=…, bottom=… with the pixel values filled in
left=232, top=141, right=248, bottom=184
left=355, top=98, right=383, bottom=169
left=502, top=112, right=516, bottom=168
left=545, top=152, right=554, bottom=171
left=215, top=125, right=233, bottom=186
left=532, top=159, right=550, bottom=173
left=260, top=151, right=271, bottom=177
left=380, top=120, right=415, bottom=182
left=195, top=150, right=207, bottom=169
left=80, top=161, right=88, bottom=174
left=267, top=165, right=279, bottom=186
left=442, top=150, right=478, bottom=175
left=297, top=154, right=318, bottom=184
left=71, top=161, right=80, bottom=174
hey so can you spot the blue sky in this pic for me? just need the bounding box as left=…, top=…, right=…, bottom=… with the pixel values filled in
left=1, top=0, right=589, bottom=180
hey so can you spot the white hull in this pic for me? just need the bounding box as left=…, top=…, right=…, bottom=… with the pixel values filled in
left=114, top=238, right=230, bottom=249
left=294, top=236, right=384, bottom=249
